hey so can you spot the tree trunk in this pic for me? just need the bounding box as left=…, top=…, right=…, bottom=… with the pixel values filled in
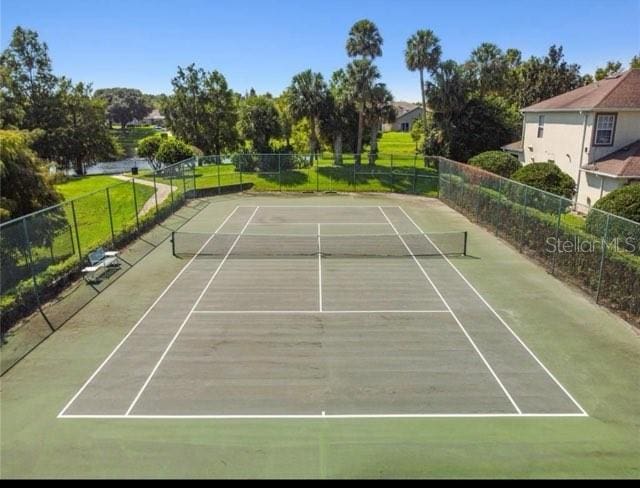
left=333, top=133, right=343, bottom=165
left=420, top=68, right=429, bottom=167
left=74, top=160, right=85, bottom=176
left=355, top=109, right=364, bottom=167
left=369, top=124, right=378, bottom=166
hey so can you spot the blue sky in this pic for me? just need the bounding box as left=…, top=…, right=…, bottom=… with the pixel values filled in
left=2, top=0, right=639, bottom=102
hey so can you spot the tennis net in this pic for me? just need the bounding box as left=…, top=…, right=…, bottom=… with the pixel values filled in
left=171, top=231, right=467, bottom=258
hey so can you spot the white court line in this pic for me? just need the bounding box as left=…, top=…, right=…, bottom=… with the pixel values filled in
left=397, top=206, right=588, bottom=416
left=191, top=310, right=450, bottom=314
left=59, top=413, right=588, bottom=419
left=379, top=206, right=522, bottom=415
left=317, top=223, right=322, bottom=312
left=124, top=206, right=260, bottom=416
left=57, top=204, right=239, bottom=418
left=247, top=222, right=391, bottom=225
left=239, top=205, right=386, bottom=208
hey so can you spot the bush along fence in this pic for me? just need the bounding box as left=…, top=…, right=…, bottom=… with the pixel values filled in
left=0, top=157, right=198, bottom=372
left=438, top=157, right=640, bottom=327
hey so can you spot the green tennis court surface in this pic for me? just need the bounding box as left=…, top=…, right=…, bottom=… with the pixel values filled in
left=2, top=194, right=638, bottom=477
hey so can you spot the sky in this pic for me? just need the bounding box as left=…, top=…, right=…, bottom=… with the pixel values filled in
left=2, top=0, right=639, bottom=102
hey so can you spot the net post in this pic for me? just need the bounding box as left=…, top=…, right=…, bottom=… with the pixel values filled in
left=171, top=231, right=176, bottom=257
left=463, top=231, right=468, bottom=256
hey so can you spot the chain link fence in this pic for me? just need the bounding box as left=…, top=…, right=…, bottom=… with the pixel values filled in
left=437, top=157, right=640, bottom=326
left=0, top=157, right=198, bottom=373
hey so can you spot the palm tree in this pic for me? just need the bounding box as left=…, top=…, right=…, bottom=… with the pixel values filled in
left=320, top=69, right=357, bottom=165
left=346, top=19, right=383, bottom=164
left=364, top=83, right=395, bottom=165
left=404, top=30, right=441, bottom=144
left=287, top=70, right=328, bottom=158
left=346, top=19, right=383, bottom=59
left=346, top=59, right=380, bottom=166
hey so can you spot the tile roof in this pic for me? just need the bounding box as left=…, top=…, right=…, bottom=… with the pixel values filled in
left=523, top=69, right=640, bottom=112
left=582, top=140, right=640, bottom=178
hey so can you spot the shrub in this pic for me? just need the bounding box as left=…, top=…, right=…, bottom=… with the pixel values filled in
left=156, top=138, right=194, bottom=166
left=468, top=151, right=521, bottom=178
left=511, top=162, right=576, bottom=199
left=585, top=184, right=640, bottom=249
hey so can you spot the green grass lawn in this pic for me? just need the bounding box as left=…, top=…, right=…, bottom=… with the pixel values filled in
left=55, top=176, right=155, bottom=253
left=111, top=126, right=161, bottom=158
left=367, top=131, right=419, bottom=156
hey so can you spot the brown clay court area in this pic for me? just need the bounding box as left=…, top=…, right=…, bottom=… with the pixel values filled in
left=2, top=193, right=638, bottom=478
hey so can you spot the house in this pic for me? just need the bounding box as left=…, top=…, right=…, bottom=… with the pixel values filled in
left=142, top=109, right=165, bottom=126
left=518, top=69, right=640, bottom=207
left=383, top=102, right=425, bottom=132
left=500, top=140, right=524, bottom=162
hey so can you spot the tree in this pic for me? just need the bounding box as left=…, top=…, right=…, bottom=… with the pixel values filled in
left=319, top=69, right=359, bottom=164
left=364, top=83, right=395, bottom=164
left=136, top=133, right=167, bottom=170
left=238, top=94, right=281, bottom=153
left=0, top=130, right=61, bottom=221
left=405, top=29, right=441, bottom=143
left=346, top=19, right=383, bottom=165
left=514, top=45, right=583, bottom=107
left=595, top=61, right=623, bottom=80
left=346, top=19, right=383, bottom=59
left=346, top=59, right=380, bottom=165
left=31, top=80, right=121, bottom=175
left=274, top=91, right=294, bottom=149
left=0, top=27, right=59, bottom=131
left=512, top=163, right=576, bottom=199
left=156, top=138, right=194, bottom=165
left=465, top=43, right=509, bottom=95
left=94, top=88, right=151, bottom=129
left=163, top=64, right=238, bottom=154
left=631, top=55, right=640, bottom=69
left=287, top=70, right=328, bottom=158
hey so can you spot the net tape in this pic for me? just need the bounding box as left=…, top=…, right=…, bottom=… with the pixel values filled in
left=172, top=231, right=467, bottom=258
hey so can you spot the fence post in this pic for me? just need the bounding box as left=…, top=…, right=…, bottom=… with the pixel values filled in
left=316, top=155, right=320, bottom=192
left=217, top=159, right=221, bottom=195
left=278, top=154, right=282, bottom=192
left=519, top=186, right=528, bottom=252
left=181, top=162, right=187, bottom=196
left=353, top=161, right=357, bottom=191
left=70, top=200, right=82, bottom=259
left=390, top=154, right=394, bottom=189
left=239, top=159, right=243, bottom=192
left=22, top=218, right=54, bottom=331
left=476, top=180, right=482, bottom=223
left=412, top=156, right=417, bottom=194
left=595, top=214, right=611, bottom=303
left=494, top=179, right=502, bottom=236
left=551, top=197, right=563, bottom=275
left=192, top=157, right=197, bottom=197
left=152, top=172, right=159, bottom=216
left=169, top=174, right=175, bottom=212
left=132, top=179, right=140, bottom=231
left=106, top=187, right=115, bottom=246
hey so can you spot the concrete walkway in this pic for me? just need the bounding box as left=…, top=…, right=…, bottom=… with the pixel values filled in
left=112, top=174, right=177, bottom=216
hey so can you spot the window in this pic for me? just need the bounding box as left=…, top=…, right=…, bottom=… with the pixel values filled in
left=401, top=122, right=410, bottom=132
left=537, top=115, right=545, bottom=138
left=594, top=114, right=616, bottom=146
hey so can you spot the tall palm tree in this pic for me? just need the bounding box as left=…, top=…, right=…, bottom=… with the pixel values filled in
left=346, top=19, right=383, bottom=164
left=405, top=30, right=441, bottom=145
left=364, top=83, right=395, bottom=165
left=346, top=19, right=383, bottom=59
left=346, top=59, right=380, bottom=167
left=320, top=69, right=357, bottom=165
left=287, top=70, right=328, bottom=158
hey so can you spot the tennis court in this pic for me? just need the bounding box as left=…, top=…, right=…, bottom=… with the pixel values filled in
left=58, top=204, right=586, bottom=418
